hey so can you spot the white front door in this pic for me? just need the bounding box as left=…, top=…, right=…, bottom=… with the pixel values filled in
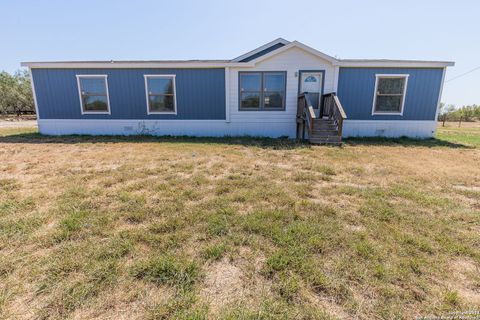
left=299, top=72, right=323, bottom=109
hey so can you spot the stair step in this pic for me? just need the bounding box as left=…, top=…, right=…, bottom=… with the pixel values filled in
left=310, top=134, right=341, bottom=140
left=310, top=141, right=342, bottom=146
left=313, top=122, right=336, bottom=126
left=310, top=135, right=342, bottom=142
left=312, top=127, right=338, bottom=131
left=312, top=142, right=342, bottom=146
left=313, top=120, right=335, bottom=124
left=311, top=130, right=338, bottom=136
left=312, top=128, right=337, bottom=131
left=313, top=123, right=337, bottom=127
left=312, top=126, right=337, bottom=130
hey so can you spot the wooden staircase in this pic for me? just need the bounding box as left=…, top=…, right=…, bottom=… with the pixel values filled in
left=309, top=118, right=342, bottom=145
left=296, top=93, right=347, bottom=145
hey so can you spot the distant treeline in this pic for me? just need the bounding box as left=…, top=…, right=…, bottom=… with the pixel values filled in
left=438, top=103, right=480, bottom=125
left=0, top=70, right=35, bottom=116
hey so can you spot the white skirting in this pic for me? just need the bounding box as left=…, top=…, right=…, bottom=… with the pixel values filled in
left=342, top=120, right=437, bottom=138
left=37, top=119, right=297, bottom=138
left=37, top=119, right=437, bottom=139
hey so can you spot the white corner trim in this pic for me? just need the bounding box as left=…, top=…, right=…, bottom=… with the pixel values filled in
left=333, top=66, right=340, bottom=93
left=144, top=74, right=178, bottom=115
left=76, top=74, right=111, bottom=115
left=28, top=67, right=40, bottom=120
left=434, top=67, right=447, bottom=124
left=225, top=67, right=231, bottom=123
left=371, top=74, right=409, bottom=116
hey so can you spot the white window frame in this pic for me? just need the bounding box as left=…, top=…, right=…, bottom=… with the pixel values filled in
left=144, top=75, right=177, bottom=115
left=76, top=75, right=111, bottom=115
left=372, top=74, right=409, bottom=116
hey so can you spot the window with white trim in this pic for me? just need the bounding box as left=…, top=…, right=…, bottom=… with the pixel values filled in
left=76, top=75, right=110, bottom=114
left=144, top=75, right=177, bottom=114
left=372, top=75, right=409, bottom=115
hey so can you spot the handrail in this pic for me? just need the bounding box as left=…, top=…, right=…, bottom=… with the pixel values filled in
left=332, top=95, right=347, bottom=119
left=304, top=93, right=316, bottom=122
left=297, top=93, right=316, bottom=138
left=322, top=93, right=347, bottom=137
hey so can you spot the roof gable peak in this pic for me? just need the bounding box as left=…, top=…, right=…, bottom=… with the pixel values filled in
left=232, top=38, right=290, bottom=62
left=232, top=38, right=339, bottom=65
left=247, top=40, right=338, bottom=65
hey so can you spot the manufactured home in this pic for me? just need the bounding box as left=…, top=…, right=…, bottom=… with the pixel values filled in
left=22, top=38, right=454, bottom=144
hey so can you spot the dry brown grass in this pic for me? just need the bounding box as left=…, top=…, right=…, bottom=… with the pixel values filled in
left=0, top=128, right=479, bottom=319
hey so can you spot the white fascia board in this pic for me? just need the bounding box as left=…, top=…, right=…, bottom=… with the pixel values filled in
left=21, top=61, right=254, bottom=69
left=231, top=38, right=291, bottom=62
left=337, top=60, right=455, bottom=68
left=22, top=60, right=454, bottom=69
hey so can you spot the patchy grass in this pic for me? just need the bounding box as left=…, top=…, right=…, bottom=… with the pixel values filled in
left=0, top=126, right=479, bottom=319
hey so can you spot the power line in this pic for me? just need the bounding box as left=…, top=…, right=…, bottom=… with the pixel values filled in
left=445, top=66, right=480, bottom=83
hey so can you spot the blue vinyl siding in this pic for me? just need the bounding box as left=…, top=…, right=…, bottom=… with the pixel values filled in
left=337, top=68, right=443, bottom=120
left=32, top=68, right=226, bottom=120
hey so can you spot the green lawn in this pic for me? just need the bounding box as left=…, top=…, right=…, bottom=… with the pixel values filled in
left=436, top=122, right=480, bottom=147
left=0, top=126, right=479, bottom=319
left=0, top=126, right=37, bottom=137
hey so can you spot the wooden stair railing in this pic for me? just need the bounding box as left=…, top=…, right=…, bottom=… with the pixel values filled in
left=321, top=93, right=347, bottom=137
left=297, top=92, right=347, bottom=144
left=296, top=93, right=316, bottom=139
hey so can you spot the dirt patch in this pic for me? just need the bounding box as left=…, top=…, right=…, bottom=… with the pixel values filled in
left=449, top=258, right=480, bottom=305
left=71, top=282, right=171, bottom=320
left=345, top=224, right=365, bottom=232
left=305, top=291, right=351, bottom=319
left=201, top=259, right=246, bottom=313
left=201, top=248, right=272, bottom=315
left=453, top=185, right=480, bottom=192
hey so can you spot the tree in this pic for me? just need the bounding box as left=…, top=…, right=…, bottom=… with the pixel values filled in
left=438, top=103, right=456, bottom=126
left=0, top=70, right=35, bottom=116
left=475, top=104, right=480, bottom=118
left=438, top=103, right=480, bottom=126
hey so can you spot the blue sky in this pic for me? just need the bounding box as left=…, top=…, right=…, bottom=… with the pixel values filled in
left=1, top=0, right=478, bottom=106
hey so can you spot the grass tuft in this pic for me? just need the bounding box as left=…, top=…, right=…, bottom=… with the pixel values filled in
left=0, top=179, right=18, bottom=192
left=202, top=243, right=228, bottom=261
left=207, top=214, right=229, bottom=237
left=131, top=256, right=199, bottom=289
